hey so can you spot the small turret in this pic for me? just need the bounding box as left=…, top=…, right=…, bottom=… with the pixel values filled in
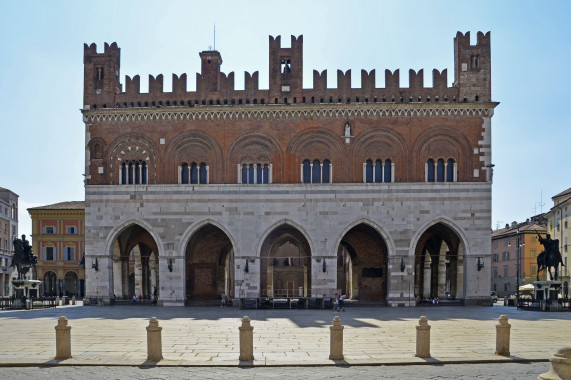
left=269, top=35, right=303, bottom=103
left=198, top=50, right=223, bottom=94
left=83, top=42, right=121, bottom=109
left=454, top=31, right=491, bottom=102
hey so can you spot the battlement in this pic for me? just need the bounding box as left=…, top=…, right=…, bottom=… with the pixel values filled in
left=84, top=42, right=120, bottom=62
left=455, top=31, right=490, bottom=47
left=83, top=32, right=491, bottom=110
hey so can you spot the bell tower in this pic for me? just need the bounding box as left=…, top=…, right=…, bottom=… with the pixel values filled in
left=83, top=42, right=121, bottom=109
left=269, top=35, right=303, bottom=103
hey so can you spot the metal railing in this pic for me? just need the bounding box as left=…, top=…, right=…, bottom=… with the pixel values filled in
left=0, top=296, right=58, bottom=309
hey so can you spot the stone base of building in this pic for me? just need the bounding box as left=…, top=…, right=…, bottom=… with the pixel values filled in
left=464, top=297, right=492, bottom=306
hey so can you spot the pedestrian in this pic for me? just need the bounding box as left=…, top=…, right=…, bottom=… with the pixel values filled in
left=332, top=293, right=340, bottom=311
left=221, top=293, right=226, bottom=307
left=152, top=286, right=158, bottom=305
left=339, top=294, right=346, bottom=311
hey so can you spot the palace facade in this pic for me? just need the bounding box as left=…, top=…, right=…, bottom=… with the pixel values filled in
left=28, top=202, right=86, bottom=297
left=83, top=32, right=496, bottom=306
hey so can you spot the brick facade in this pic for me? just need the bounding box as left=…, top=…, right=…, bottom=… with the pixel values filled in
left=83, top=32, right=496, bottom=306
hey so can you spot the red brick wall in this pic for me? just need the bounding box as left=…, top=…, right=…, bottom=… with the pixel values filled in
left=86, top=114, right=485, bottom=185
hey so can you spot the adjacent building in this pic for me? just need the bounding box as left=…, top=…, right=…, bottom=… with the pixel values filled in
left=545, top=187, right=571, bottom=293
left=0, top=187, right=18, bottom=296
left=82, top=32, right=496, bottom=306
left=28, top=202, right=85, bottom=297
left=491, top=218, right=546, bottom=298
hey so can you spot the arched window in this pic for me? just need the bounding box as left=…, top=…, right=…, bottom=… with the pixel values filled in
left=241, top=165, right=248, bottom=184
left=181, top=163, right=189, bottom=184
left=427, top=159, right=435, bottom=182
left=248, top=164, right=255, bottom=184
left=256, top=164, right=263, bottom=184
left=241, top=162, right=271, bottom=184
left=93, top=143, right=102, bottom=159
left=263, top=164, right=269, bottom=184
left=141, top=162, right=147, bottom=184
left=302, top=160, right=311, bottom=183
left=322, top=160, right=330, bottom=183
left=190, top=163, right=198, bottom=184
left=365, top=159, right=373, bottom=183
left=128, top=162, right=134, bottom=184
left=436, top=159, right=445, bottom=182
left=374, top=160, right=382, bottom=183
left=121, top=162, right=127, bottom=184
left=134, top=162, right=141, bottom=184
left=312, top=159, right=321, bottom=183
left=199, top=163, right=207, bottom=184
left=384, top=159, right=392, bottom=183
left=446, top=159, right=455, bottom=182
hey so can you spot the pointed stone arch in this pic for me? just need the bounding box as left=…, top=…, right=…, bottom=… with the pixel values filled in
left=258, top=219, right=314, bottom=298
left=104, top=219, right=163, bottom=300
left=410, top=217, right=468, bottom=301
left=336, top=219, right=390, bottom=301
left=182, top=220, right=236, bottom=302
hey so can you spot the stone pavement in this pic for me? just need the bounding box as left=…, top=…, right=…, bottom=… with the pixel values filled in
left=0, top=303, right=568, bottom=367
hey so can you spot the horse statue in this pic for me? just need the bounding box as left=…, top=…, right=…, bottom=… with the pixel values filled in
left=536, top=232, right=564, bottom=281
left=10, top=234, right=37, bottom=280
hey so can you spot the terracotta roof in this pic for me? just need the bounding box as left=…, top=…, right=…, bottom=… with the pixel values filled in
left=552, top=187, right=571, bottom=200
left=492, top=222, right=546, bottom=238
left=28, top=201, right=85, bottom=211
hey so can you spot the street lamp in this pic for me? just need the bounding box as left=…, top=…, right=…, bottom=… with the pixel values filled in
left=516, top=231, right=520, bottom=307
left=515, top=230, right=524, bottom=308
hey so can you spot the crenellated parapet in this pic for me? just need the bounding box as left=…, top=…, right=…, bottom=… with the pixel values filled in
left=83, top=32, right=491, bottom=110
left=454, top=31, right=491, bottom=102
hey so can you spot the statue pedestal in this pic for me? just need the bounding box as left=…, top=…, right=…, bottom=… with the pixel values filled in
left=533, top=281, right=562, bottom=301
left=533, top=281, right=563, bottom=311
left=11, top=279, right=42, bottom=309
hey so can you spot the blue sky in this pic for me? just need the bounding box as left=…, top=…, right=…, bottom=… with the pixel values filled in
left=1, top=0, right=570, bottom=238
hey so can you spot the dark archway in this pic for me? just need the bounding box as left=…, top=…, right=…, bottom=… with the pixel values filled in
left=338, top=223, right=388, bottom=301
left=43, top=271, right=57, bottom=297
left=111, top=224, right=159, bottom=300
left=185, top=224, right=234, bottom=302
left=414, top=222, right=464, bottom=301
left=64, top=271, right=79, bottom=297
left=260, top=225, right=312, bottom=297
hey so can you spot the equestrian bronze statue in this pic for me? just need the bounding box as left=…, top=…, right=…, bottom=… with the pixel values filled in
left=10, top=234, right=38, bottom=280
left=536, top=232, right=564, bottom=281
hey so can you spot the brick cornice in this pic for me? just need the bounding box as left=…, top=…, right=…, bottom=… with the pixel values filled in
left=82, top=102, right=499, bottom=124
left=28, top=209, right=84, bottom=219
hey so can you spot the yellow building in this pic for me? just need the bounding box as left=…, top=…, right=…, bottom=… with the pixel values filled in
left=491, top=219, right=546, bottom=298
left=545, top=187, right=571, bottom=294
left=28, top=202, right=85, bottom=297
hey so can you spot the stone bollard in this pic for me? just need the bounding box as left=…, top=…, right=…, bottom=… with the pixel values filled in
left=239, top=316, right=254, bottom=361
left=146, top=317, right=163, bottom=361
left=329, top=316, right=344, bottom=360
left=72, top=295, right=76, bottom=305
left=538, top=347, right=571, bottom=380
left=495, top=315, right=511, bottom=356
left=415, top=316, right=431, bottom=358
left=55, top=316, right=72, bottom=359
